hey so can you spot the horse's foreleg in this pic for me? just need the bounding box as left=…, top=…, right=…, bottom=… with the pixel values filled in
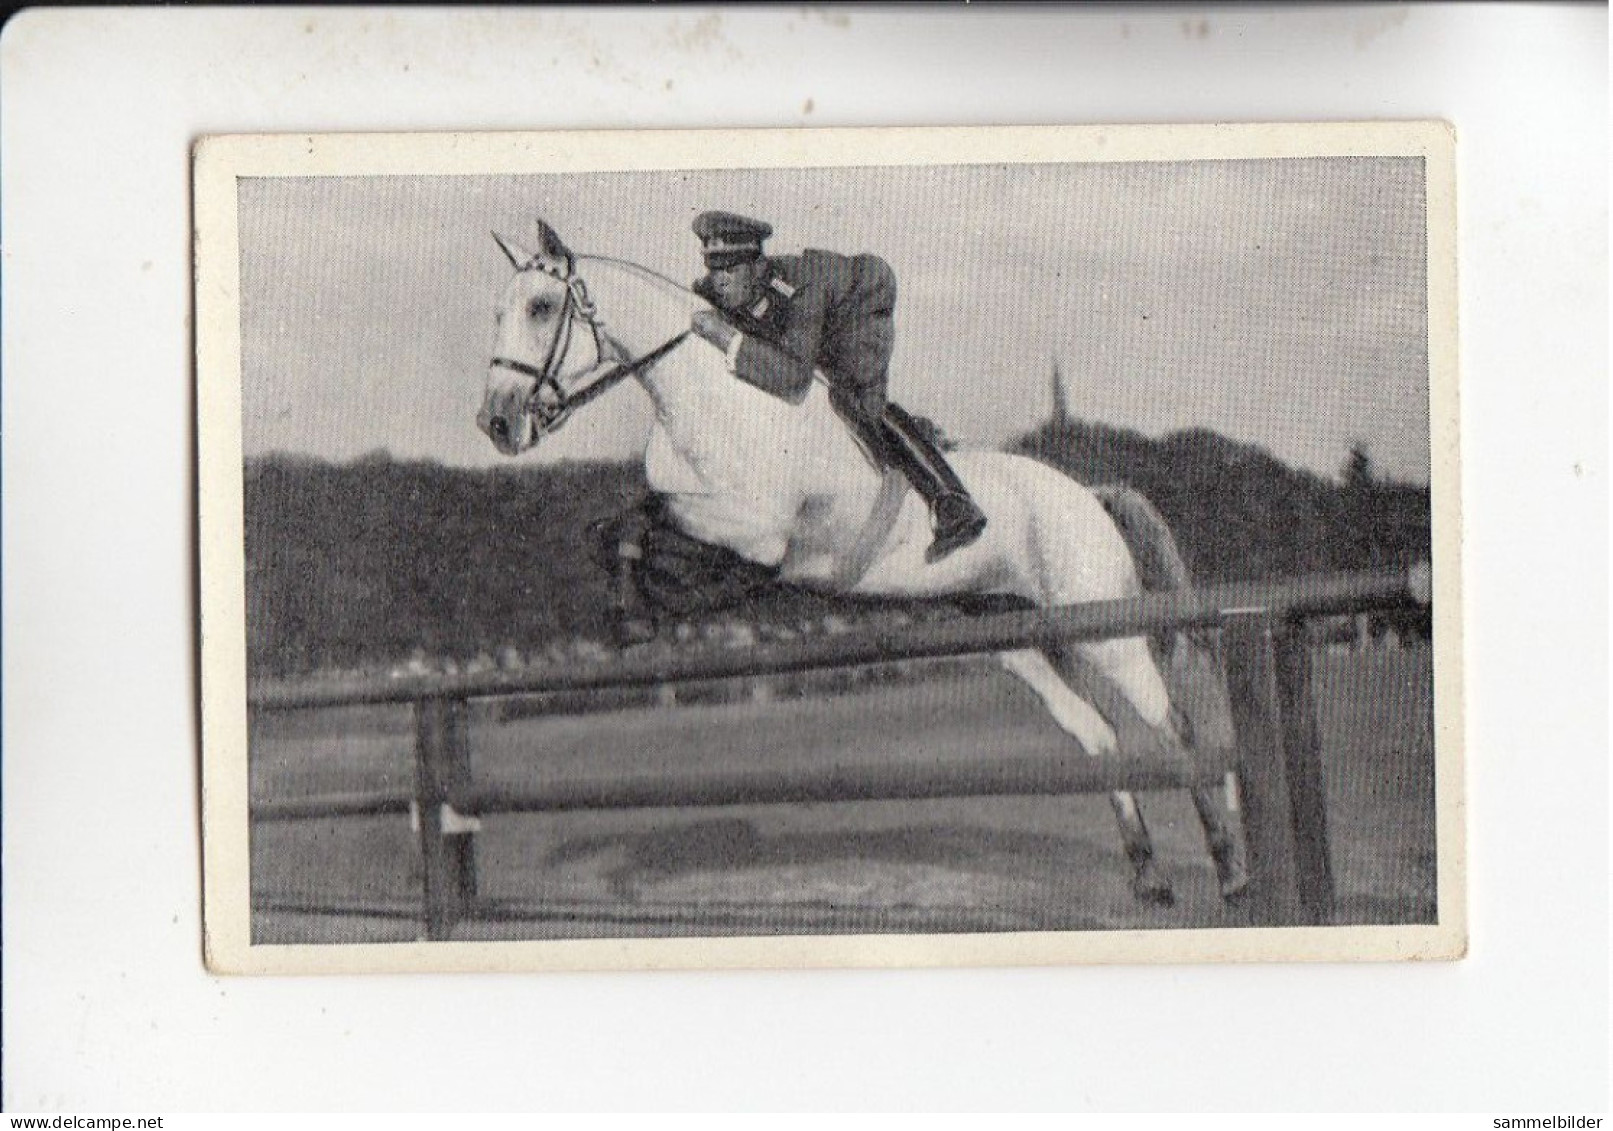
left=591, top=509, right=657, bottom=646
left=997, top=648, right=1174, bottom=906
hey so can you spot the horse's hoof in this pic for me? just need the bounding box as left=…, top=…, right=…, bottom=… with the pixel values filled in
left=614, top=617, right=657, bottom=647
left=1132, top=865, right=1176, bottom=907
left=1211, top=843, right=1251, bottom=902
left=1219, top=872, right=1252, bottom=903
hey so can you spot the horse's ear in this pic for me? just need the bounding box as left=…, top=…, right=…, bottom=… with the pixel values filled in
left=532, top=219, right=573, bottom=267
left=492, top=231, right=531, bottom=268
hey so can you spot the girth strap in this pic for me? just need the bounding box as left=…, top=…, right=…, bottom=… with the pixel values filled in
left=833, top=468, right=911, bottom=591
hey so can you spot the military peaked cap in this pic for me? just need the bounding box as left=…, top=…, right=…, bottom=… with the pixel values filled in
left=693, top=210, right=773, bottom=268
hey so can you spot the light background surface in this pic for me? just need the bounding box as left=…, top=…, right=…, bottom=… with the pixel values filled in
left=3, top=4, right=1607, bottom=1113
left=238, top=157, right=1429, bottom=481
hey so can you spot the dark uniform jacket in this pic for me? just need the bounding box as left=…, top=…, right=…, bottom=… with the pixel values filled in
left=694, top=249, right=897, bottom=423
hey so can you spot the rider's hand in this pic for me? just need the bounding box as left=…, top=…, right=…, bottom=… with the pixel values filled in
left=691, top=309, right=739, bottom=352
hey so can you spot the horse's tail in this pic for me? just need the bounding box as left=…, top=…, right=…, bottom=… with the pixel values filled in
left=1091, top=482, right=1208, bottom=658
left=1091, top=483, right=1192, bottom=594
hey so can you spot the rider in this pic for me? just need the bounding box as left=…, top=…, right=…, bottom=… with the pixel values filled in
left=686, top=210, right=988, bottom=563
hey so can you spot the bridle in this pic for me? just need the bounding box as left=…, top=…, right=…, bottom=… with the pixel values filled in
left=489, top=255, right=689, bottom=435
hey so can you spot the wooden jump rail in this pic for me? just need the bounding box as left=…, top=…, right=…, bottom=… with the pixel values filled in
left=249, top=565, right=1431, bottom=939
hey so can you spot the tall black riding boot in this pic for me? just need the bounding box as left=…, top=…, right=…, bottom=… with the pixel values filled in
left=879, top=402, right=988, bottom=563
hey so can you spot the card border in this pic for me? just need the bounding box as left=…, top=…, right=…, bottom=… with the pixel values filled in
left=196, top=121, right=1464, bottom=975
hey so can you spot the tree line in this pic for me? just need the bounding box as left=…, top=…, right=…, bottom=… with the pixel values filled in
left=243, top=423, right=1430, bottom=678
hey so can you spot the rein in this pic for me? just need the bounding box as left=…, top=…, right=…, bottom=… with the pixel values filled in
left=553, top=329, right=691, bottom=414
left=489, top=257, right=690, bottom=435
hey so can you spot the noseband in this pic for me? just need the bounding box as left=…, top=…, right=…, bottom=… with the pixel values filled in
left=489, top=256, right=689, bottom=435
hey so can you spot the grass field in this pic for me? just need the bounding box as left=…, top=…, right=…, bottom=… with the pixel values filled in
left=249, top=644, right=1436, bottom=943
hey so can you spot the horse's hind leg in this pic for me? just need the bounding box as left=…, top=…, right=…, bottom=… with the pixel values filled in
left=998, top=647, right=1175, bottom=906
left=1100, top=484, right=1256, bottom=902
left=1191, top=785, right=1249, bottom=900
left=1056, top=638, right=1189, bottom=906
left=1161, top=633, right=1251, bottom=901
left=1109, top=792, right=1174, bottom=907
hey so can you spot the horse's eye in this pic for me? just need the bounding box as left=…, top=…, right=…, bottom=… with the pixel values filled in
left=527, top=297, right=554, bottom=318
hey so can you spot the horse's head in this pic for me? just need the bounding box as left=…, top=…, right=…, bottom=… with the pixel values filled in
left=477, top=220, right=609, bottom=456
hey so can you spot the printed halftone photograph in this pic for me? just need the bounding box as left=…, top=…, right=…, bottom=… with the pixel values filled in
left=199, top=125, right=1461, bottom=970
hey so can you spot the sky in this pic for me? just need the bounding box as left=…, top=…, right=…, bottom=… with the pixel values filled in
left=238, top=156, right=1430, bottom=482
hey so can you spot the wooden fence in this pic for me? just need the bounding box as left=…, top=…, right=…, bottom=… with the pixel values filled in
left=249, top=565, right=1431, bottom=939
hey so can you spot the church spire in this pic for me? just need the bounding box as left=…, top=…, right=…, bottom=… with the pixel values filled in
left=1050, top=357, right=1070, bottom=423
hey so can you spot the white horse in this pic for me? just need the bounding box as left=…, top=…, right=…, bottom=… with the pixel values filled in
left=477, top=220, right=1245, bottom=904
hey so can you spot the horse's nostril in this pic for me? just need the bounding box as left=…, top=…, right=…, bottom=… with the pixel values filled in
left=490, top=416, right=508, bottom=441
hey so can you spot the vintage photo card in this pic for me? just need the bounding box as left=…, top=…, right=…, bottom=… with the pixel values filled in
left=197, top=122, right=1461, bottom=974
